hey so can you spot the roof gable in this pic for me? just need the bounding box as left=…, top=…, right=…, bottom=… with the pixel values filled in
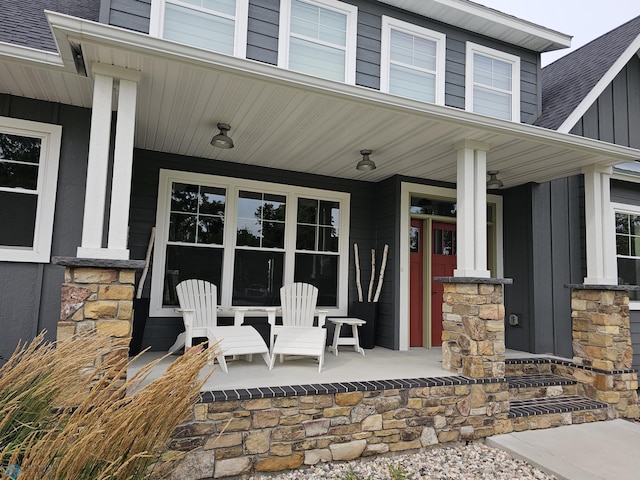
left=536, top=15, right=640, bottom=132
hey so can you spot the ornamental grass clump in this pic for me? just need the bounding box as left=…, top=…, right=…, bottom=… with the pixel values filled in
left=0, top=332, right=217, bottom=479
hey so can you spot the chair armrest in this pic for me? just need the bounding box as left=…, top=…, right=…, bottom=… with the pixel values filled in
left=175, top=308, right=195, bottom=328
left=315, top=309, right=328, bottom=327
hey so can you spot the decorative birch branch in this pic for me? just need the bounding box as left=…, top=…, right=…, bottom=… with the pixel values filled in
left=367, top=248, right=376, bottom=302
left=354, top=243, right=363, bottom=302
left=373, top=244, right=389, bottom=303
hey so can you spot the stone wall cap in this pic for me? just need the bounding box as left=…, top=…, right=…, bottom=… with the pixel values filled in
left=52, top=256, right=147, bottom=270
left=564, top=283, right=640, bottom=291
left=433, top=276, right=513, bottom=285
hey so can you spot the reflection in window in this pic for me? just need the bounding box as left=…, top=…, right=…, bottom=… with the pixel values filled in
left=410, top=197, right=456, bottom=217
left=169, top=183, right=225, bottom=244
left=410, top=226, right=420, bottom=253
left=0, top=133, right=42, bottom=247
left=232, top=250, right=284, bottom=306
left=616, top=211, right=640, bottom=301
left=433, top=227, right=456, bottom=255
left=236, top=191, right=286, bottom=248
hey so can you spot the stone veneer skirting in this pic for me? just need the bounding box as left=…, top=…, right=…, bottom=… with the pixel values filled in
left=154, top=355, right=636, bottom=479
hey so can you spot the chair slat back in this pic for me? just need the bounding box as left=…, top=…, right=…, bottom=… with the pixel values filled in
left=176, top=280, right=217, bottom=329
left=280, top=282, right=318, bottom=327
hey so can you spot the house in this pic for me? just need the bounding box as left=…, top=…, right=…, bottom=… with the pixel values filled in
left=0, top=0, right=638, bottom=370
left=533, top=14, right=640, bottom=373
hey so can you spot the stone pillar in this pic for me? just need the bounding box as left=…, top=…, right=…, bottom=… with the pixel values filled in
left=567, top=284, right=639, bottom=418
left=436, top=278, right=512, bottom=378
left=53, top=257, right=146, bottom=381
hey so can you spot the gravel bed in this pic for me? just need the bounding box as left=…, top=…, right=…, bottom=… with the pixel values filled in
left=249, top=443, right=555, bottom=480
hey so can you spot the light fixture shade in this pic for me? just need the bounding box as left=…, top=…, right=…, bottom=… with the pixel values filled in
left=487, top=170, right=503, bottom=189
left=356, top=149, right=376, bottom=171
left=210, top=123, right=234, bottom=149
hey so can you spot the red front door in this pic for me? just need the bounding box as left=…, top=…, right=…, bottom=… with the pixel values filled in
left=409, top=219, right=423, bottom=346
left=430, top=222, right=457, bottom=347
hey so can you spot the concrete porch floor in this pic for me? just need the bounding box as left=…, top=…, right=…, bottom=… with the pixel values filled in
left=128, top=347, right=548, bottom=392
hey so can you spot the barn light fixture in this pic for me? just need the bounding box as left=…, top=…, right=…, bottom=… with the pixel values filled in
left=487, top=170, right=503, bottom=189
left=210, top=123, right=234, bottom=149
left=356, top=149, right=376, bottom=171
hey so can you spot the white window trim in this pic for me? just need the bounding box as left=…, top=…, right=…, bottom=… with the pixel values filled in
left=380, top=16, right=446, bottom=105
left=465, top=42, right=520, bottom=122
left=0, top=117, right=62, bottom=263
left=277, top=0, right=358, bottom=84
left=612, top=202, right=640, bottom=310
left=149, top=0, right=248, bottom=58
left=150, top=169, right=350, bottom=317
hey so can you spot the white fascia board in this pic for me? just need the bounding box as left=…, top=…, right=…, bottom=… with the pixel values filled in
left=377, top=0, right=571, bottom=52
left=0, top=41, right=64, bottom=68
left=44, top=11, right=640, bottom=165
left=558, top=34, right=640, bottom=134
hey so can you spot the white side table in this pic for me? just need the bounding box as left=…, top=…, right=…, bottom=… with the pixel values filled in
left=328, top=317, right=366, bottom=356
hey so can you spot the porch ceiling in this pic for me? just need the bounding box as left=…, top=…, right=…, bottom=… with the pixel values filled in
left=0, top=13, right=638, bottom=188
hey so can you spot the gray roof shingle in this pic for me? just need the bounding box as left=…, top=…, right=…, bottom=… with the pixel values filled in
left=0, top=0, right=99, bottom=52
left=535, top=15, right=640, bottom=131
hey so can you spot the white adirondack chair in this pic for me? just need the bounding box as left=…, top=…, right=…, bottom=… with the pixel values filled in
left=269, top=282, right=328, bottom=372
left=169, top=279, right=270, bottom=373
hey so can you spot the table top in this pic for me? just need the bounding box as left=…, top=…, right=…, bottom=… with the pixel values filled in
left=328, top=317, right=366, bottom=325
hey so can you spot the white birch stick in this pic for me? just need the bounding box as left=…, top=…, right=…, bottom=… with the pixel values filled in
left=367, top=248, right=376, bottom=302
left=373, top=244, right=389, bottom=303
left=354, top=243, right=363, bottom=302
left=136, top=227, right=156, bottom=299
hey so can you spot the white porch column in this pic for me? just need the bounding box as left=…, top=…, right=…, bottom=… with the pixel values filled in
left=583, top=165, right=617, bottom=284
left=77, top=64, right=140, bottom=260
left=454, top=141, right=490, bottom=278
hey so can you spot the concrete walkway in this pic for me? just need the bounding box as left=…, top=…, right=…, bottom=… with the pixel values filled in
left=487, top=420, right=640, bottom=480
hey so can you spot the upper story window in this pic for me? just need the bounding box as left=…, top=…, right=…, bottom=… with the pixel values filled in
left=151, top=170, right=350, bottom=317
left=380, top=17, right=446, bottom=104
left=614, top=206, right=640, bottom=303
left=0, top=117, right=62, bottom=263
left=465, top=42, right=520, bottom=121
left=149, top=0, right=248, bottom=57
left=278, top=0, right=358, bottom=83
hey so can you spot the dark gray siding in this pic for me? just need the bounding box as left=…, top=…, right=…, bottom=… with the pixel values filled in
left=247, top=0, right=280, bottom=65
left=612, top=179, right=640, bottom=374
left=570, top=55, right=640, bottom=148
left=129, top=150, right=379, bottom=351
left=503, top=177, right=584, bottom=357
left=107, top=0, right=541, bottom=121
left=104, top=0, right=151, bottom=33
left=0, top=95, right=90, bottom=364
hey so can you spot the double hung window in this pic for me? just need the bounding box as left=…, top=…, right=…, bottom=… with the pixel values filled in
left=278, top=0, right=357, bottom=83
left=0, top=117, right=61, bottom=263
left=151, top=170, right=350, bottom=315
left=380, top=17, right=446, bottom=104
left=150, top=0, right=248, bottom=57
left=465, top=43, right=520, bottom=121
left=615, top=207, right=640, bottom=302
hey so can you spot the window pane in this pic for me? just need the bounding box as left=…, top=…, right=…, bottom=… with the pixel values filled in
left=297, top=197, right=318, bottom=223
left=203, top=0, right=235, bottom=16
left=410, top=197, right=456, bottom=217
left=631, top=215, right=640, bottom=236
left=232, top=250, right=284, bottom=305
left=294, top=253, right=338, bottom=307
left=631, top=236, right=640, bottom=257
left=199, top=186, right=226, bottom=215
left=171, top=183, right=199, bottom=213
left=319, top=200, right=339, bottom=226
left=0, top=191, right=37, bottom=247
left=291, top=0, right=346, bottom=46
left=319, top=226, right=338, bottom=252
left=296, top=224, right=317, bottom=250
left=617, top=235, right=630, bottom=256
left=290, top=37, right=345, bottom=81
left=263, top=194, right=286, bottom=221
left=169, top=213, right=197, bottom=243
left=262, top=221, right=285, bottom=248
left=616, top=212, right=629, bottom=234
left=474, top=85, right=511, bottom=120
left=237, top=219, right=261, bottom=247
left=0, top=134, right=41, bottom=190
left=198, top=216, right=224, bottom=244
left=164, top=3, right=234, bottom=54
left=390, top=64, right=436, bottom=103
left=617, top=257, right=640, bottom=301
left=163, top=245, right=223, bottom=307
left=390, top=30, right=436, bottom=71
left=237, top=190, right=286, bottom=248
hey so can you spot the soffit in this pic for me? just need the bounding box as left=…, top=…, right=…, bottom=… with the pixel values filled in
left=0, top=14, right=636, bottom=190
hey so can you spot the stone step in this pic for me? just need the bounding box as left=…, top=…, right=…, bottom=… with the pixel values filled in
left=507, top=373, right=581, bottom=400
left=508, top=395, right=609, bottom=419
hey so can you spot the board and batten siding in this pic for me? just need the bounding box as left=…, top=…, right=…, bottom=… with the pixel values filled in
left=105, top=0, right=541, bottom=121
left=0, top=94, right=90, bottom=365
left=503, top=177, right=584, bottom=358
left=129, top=149, right=381, bottom=351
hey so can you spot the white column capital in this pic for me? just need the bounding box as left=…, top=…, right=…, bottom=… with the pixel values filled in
left=91, top=62, right=141, bottom=83
left=454, top=140, right=490, bottom=152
